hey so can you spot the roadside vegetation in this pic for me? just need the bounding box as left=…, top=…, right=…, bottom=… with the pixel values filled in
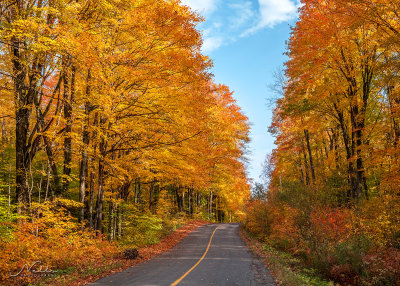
left=243, top=1, right=400, bottom=285
left=240, top=227, right=334, bottom=286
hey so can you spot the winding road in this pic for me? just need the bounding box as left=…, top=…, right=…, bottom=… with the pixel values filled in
left=91, top=223, right=276, bottom=286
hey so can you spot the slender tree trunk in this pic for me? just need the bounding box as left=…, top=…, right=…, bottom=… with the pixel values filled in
left=87, top=113, right=98, bottom=229
left=1, top=117, right=6, bottom=144
left=45, top=160, right=50, bottom=201
left=302, top=144, right=310, bottom=186
left=79, top=70, right=92, bottom=223
left=197, top=192, right=201, bottom=208
left=209, top=190, right=213, bottom=219
left=388, top=86, right=400, bottom=150
left=109, top=198, right=115, bottom=241
left=88, top=169, right=95, bottom=230
left=8, top=161, right=11, bottom=219
left=95, top=151, right=105, bottom=233
left=304, top=129, right=316, bottom=183
left=137, top=178, right=142, bottom=205
left=187, top=188, right=191, bottom=215
left=62, top=64, right=75, bottom=193
left=333, top=127, right=340, bottom=169
left=134, top=178, right=142, bottom=205
left=298, top=152, right=305, bottom=185
left=216, top=197, right=221, bottom=222
left=95, top=116, right=107, bottom=233
left=79, top=118, right=89, bottom=223
left=13, top=32, right=29, bottom=213
left=334, top=102, right=357, bottom=202
left=182, top=191, right=185, bottom=212
left=43, top=136, right=60, bottom=196
left=175, top=186, right=183, bottom=212
left=134, top=178, right=138, bottom=204
left=149, top=179, right=154, bottom=211
left=117, top=205, right=122, bottom=240
left=359, top=59, right=374, bottom=199
left=350, top=101, right=363, bottom=201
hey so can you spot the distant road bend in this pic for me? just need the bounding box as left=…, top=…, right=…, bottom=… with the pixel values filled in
left=91, top=223, right=276, bottom=286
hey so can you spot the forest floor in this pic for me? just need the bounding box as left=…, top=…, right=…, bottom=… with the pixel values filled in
left=239, top=227, right=336, bottom=286
left=36, top=220, right=209, bottom=286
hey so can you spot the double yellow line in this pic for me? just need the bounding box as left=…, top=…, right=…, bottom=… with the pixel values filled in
left=170, top=225, right=221, bottom=286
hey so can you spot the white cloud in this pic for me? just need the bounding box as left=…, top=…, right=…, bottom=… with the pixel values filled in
left=202, top=36, right=224, bottom=53
left=228, top=2, right=255, bottom=30
left=185, top=0, right=299, bottom=53
left=243, top=0, right=299, bottom=36
left=202, top=22, right=223, bottom=38
left=181, top=0, right=219, bottom=15
left=198, top=2, right=256, bottom=53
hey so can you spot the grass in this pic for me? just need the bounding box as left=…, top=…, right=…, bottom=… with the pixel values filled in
left=239, top=227, right=337, bottom=286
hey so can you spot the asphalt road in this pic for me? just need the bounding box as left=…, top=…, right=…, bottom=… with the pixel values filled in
left=91, top=223, right=276, bottom=286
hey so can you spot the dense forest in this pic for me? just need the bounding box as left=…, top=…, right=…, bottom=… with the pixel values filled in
left=3, top=0, right=400, bottom=285
left=0, top=0, right=250, bottom=284
left=245, top=0, right=400, bottom=285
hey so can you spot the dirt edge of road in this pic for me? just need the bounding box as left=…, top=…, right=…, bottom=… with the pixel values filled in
left=239, top=226, right=281, bottom=285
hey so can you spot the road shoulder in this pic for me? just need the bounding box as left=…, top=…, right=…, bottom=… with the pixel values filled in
left=239, top=226, right=334, bottom=286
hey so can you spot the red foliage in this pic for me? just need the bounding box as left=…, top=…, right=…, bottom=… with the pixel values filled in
left=329, top=263, right=358, bottom=285
left=362, top=248, right=400, bottom=286
left=310, top=207, right=353, bottom=243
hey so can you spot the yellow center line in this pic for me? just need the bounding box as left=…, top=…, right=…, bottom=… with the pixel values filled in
left=170, top=225, right=222, bottom=286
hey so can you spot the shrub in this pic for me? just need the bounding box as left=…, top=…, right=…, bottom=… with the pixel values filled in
left=0, top=199, right=118, bottom=285
left=361, top=247, right=400, bottom=286
left=120, top=205, right=163, bottom=247
left=244, top=200, right=271, bottom=240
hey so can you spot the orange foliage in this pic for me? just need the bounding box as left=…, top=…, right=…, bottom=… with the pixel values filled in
left=0, top=200, right=118, bottom=285
left=310, top=208, right=353, bottom=244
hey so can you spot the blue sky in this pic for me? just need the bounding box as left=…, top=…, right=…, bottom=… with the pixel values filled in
left=181, top=0, right=300, bottom=183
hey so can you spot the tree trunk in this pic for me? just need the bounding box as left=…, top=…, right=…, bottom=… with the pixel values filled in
left=95, top=116, right=107, bottom=233
left=304, top=129, right=316, bottom=183
left=42, top=135, right=60, bottom=197
left=134, top=178, right=141, bottom=205
left=188, top=188, right=191, bottom=215
left=134, top=178, right=138, bottom=204
left=388, top=86, right=400, bottom=147
left=1, top=117, right=6, bottom=144
left=209, top=190, right=213, bottom=219
left=302, top=144, right=310, bottom=186
left=149, top=179, right=155, bottom=211
left=13, top=32, right=29, bottom=213
left=334, top=102, right=357, bottom=202
left=175, top=186, right=183, bottom=212
left=88, top=168, right=95, bottom=230
left=109, top=199, right=115, bottom=241
left=333, top=127, right=340, bottom=169
left=197, top=191, right=201, bottom=209
left=79, top=70, right=92, bottom=223
left=117, top=205, right=122, bottom=240
left=95, top=150, right=105, bottom=233
left=298, top=152, right=305, bottom=185
left=8, top=161, right=11, bottom=219
left=62, top=63, right=75, bottom=193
